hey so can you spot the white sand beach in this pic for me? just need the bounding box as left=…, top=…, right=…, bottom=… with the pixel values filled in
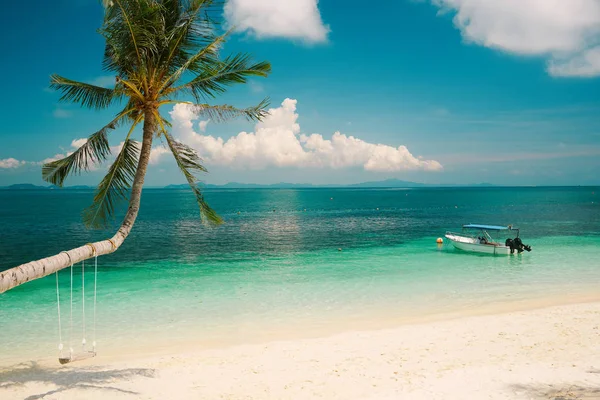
left=2, top=300, right=599, bottom=400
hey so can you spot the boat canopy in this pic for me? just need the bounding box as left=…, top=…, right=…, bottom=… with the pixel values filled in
left=462, top=224, right=517, bottom=231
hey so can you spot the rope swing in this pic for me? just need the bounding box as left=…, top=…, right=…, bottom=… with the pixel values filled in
left=56, top=246, right=98, bottom=365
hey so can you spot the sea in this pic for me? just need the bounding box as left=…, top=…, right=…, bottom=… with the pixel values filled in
left=1, top=186, right=599, bottom=364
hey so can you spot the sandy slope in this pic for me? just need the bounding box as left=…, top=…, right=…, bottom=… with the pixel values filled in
left=2, top=302, right=600, bottom=400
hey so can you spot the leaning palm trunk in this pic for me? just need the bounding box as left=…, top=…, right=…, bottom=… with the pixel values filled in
left=0, top=112, right=155, bottom=294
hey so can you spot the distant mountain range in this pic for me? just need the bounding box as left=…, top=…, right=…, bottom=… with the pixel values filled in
left=0, top=184, right=95, bottom=190
left=0, top=179, right=502, bottom=190
left=1, top=180, right=498, bottom=190
left=1, top=179, right=497, bottom=190
left=163, top=179, right=496, bottom=189
left=3, top=179, right=597, bottom=191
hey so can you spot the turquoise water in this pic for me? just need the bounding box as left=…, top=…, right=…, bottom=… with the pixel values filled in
left=1, top=187, right=599, bottom=363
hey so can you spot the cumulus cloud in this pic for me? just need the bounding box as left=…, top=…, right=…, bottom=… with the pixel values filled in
left=431, top=0, right=600, bottom=77
left=168, top=99, right=442, bottom=173
left=0, top=158, right=25, bottom=169
left=548, top=46, right=600, bottom=77
left=198, top=119, right=209, bottom=132
left=224, top=0, right=329, bottom=43
left=149, top=145, right=170, bottom=165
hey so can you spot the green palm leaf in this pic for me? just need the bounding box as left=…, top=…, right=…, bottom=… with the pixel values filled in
left=50, top=74, right=119, bottom=109
left=175, top=53, right=271, bottom=100
left=42, top=108, right=135, bottom=186
left=157, top=0, right=220, bottom=73
left=102, top=0, right=144, bottom=66
left=188, top=98, right=270, bottom=122
left=164, top=132, right=222, bottom=226
left=82, top=139, right=141, bottom=229
left=159, top=30, right=229, bottom=94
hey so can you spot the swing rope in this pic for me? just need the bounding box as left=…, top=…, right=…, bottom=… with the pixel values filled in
left=55, top=269, right=63, bottom=358
left=56, top=246, right=98, bottom=364
left=69, top=256, right=74, bottom=358
left=82, top=259, right=86, bottom=351
left=93, top=254, right=98, bottom=352
left=85, top=242, right=98, bottom=355
left=57, top=251, right=73, bottom=359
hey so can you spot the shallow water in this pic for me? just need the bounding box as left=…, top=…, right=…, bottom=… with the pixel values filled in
left=1, top=187, right=599, bottom=363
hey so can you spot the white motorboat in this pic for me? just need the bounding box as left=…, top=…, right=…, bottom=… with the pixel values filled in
left=445, top=224, right=531, bottom=256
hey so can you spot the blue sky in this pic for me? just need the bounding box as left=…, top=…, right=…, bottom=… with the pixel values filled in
left=1, top=0, right=599, bottom=186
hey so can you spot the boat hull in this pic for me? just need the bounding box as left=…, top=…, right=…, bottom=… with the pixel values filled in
left=444, top=233, right=512, bottom=256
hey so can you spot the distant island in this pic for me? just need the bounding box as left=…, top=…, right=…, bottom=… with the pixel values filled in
left=163, top=179, right=496, bottom=189
left=166, top=179, right=445, bottom=189
left=1, top=179, right=496, bottom=190
left=0, top=184, right=95, bottom=190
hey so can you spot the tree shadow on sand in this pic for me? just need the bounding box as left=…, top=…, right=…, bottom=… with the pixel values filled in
left=0, top=361, right=155, bottom=400
left=510, top=383, right=600, bottom=400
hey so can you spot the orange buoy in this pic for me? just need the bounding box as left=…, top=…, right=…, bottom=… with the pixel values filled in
left=436, top=238, right=443, bottom=244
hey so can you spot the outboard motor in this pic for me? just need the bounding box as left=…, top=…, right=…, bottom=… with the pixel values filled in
left=513, top=237, right=532, bottom=253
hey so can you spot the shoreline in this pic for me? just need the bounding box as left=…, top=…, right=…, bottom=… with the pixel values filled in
left=2, top=288, right=600, bottom=366
left=84, top=288, right=600, bottom=360
left=2, top=296, right=600, bottom=399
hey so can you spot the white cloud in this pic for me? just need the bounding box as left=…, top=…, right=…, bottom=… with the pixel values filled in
left=90, top=75, right=116, bottom=88
left=431, top=0, right=600, bottom=77
left=110, top=142, right=124, bottom=154
left=42, top=138, right=92, bottom=165
left=53, top=108, right=72, bottom=118
left=224, top=0, right=329, bottom=43
left=168, top=99, right=442, bottom=173
left=249, top=81, right=265, bottom=93
left=0, top=158, right=25, bottom=169
left=71, top=138, right=88, bottom=148
left=149, top=145, right=170, bottom=165
left=42, top=154, right=67, bottom=164
left=198, top=119, right=209, bottom=132
left=547, top=46, right=600, bottom=77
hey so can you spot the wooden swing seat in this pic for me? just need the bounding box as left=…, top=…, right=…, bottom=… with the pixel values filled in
left=58, top=351, right=96, bottom=364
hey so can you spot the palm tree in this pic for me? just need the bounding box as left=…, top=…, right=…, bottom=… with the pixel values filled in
left=0, top=0, right=270, bottom=293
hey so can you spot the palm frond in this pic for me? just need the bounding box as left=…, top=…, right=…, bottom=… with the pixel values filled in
left=101, top=0, right=155, bottom=84
left=103, top=0, right=143, bottom=66
left=82, top=139, right=140, bottom=229
left=186, top=98, right=270, bottom=123
left=157, top=0, right=219, bottom=73
left=42, top=108, right=135, bottom=186
left=174, top=54, right=271, bottom=100
left=164, top=133, right=222, bottom=225
left=116, top=77, right=145, bottom=101
left=50, top=74, right=120, bottom=109
left=159, top=30, right=230, bottom=95
left=152, top=109, right=173, bottom=137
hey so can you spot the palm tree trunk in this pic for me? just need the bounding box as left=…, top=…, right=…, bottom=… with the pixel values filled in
left=0, top=110, right=156, bottom=294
